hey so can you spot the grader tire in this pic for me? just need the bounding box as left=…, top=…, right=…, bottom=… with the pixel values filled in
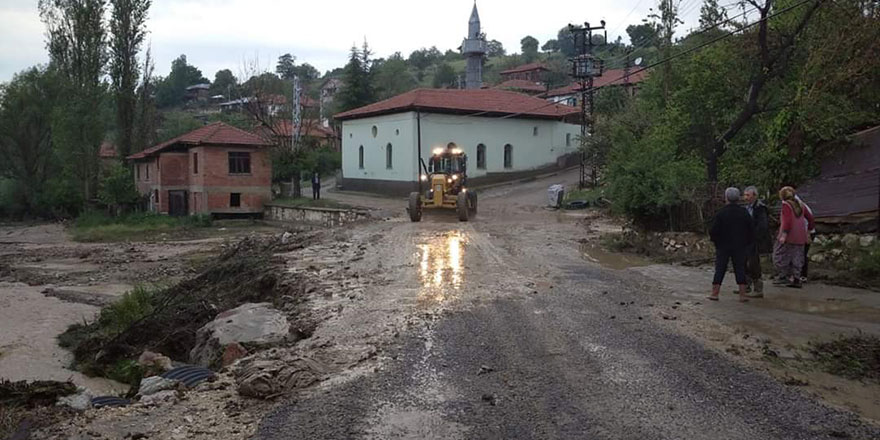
left=457, top=192, right=469, bottom=222
left=408, top=192, right=422, bottom=222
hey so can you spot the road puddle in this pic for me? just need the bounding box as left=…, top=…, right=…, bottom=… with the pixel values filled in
left=579, top=243, right=651, bottom=270
left=416, top=231, right=467, bottom=305
left=753, top=295, right=880, bottom=323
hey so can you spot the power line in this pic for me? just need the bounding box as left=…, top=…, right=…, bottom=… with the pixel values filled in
left=488, top=0, right=817, bottom=120
left=602, top=0, right=760, bottom=65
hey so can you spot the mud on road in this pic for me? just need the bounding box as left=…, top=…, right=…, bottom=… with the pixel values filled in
left=4, top=169, right=880, bottom=439
left=256, top=171, right=880, bottom=439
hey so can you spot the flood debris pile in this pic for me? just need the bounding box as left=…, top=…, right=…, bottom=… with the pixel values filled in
left=59, top=232, right=319, bottom=387
left=0, top=380, right=77, bottom=439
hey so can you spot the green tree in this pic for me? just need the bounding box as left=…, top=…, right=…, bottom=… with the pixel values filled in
left=210, top=69, right=238, bottom=97
left=541, top=39, right=560, bottom=52
left=293, top=62, right=320, bottom=82
left=337, top=42, right=375, bottom=113
left=40, top=0, right=109, bottom=204
left=155, top=54, right=208, bottom=108
left=408, top=46, right=442, bottom=81
left=556, top=27, right=576, bottom=57
left=626, top=23, right=659, bottom=48
left=373, top=52, right=416, bottom=99
left=109, top=0, right=150, bottom=159
left=520, top=36, right=539, bottom=62
left=698, top=0, right=729, bottom=30
left=97, top=161, right=139, bottom=214
left=133, top=46, right=158, bottom=152
left=487, top=39, right=506, bottom=57
left=0, top=67, right=60, bottom=214
left=276, top=53, right=296, bottom=80
left=432, top=63, right=457, bottom=88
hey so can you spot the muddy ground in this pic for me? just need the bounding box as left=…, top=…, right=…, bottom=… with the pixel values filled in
left=2, top=169, right=879, bottom=439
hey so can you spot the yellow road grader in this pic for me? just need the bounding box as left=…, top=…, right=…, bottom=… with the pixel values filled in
left=408, top=146, right=477, bottom=222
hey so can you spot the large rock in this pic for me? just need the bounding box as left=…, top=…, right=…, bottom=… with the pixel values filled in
left=842, top=234, right=860, bottom=249
left=190, top=303, right=290, bottom=368
left=57, top=387, right=93, bottom=411
left=138, top=350, right=173, bottom=374
left=860, top=235, right=876, bottom=247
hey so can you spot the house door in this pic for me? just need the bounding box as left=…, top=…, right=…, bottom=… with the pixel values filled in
left=168, top=190, right=188, bottom=216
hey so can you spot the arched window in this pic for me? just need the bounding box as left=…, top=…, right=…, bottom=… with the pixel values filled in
left=476, top=144, right=486, bottom=169
left=371, top=126, right=378, bottom=138
left=533, top=126, right=539, bottom=136
left=386, top=143, right=393, bottom=169
left=358, top=145, right=364, bottom=169
left=503, top=144, right=513, bottom=169
left=566, top=133, right=572, bottom=147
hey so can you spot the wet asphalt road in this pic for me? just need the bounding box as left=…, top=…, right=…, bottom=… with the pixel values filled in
left=256, top=172, right=880, bottom=439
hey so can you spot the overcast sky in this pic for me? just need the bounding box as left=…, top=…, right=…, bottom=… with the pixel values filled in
left=0, top=0, right=708, bottom=84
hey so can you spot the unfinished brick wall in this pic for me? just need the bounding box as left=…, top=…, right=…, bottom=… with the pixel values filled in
left=131, top=145, right=271, bottom=215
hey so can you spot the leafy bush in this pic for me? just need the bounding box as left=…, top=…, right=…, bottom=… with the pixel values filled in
left=97, top=284, right=158, bottom=336
left=855, top=244, right=880, bottom=278
left=97, top=162, right=140, bottom=211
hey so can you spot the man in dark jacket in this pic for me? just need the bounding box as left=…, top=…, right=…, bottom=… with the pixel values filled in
left=708, top=187, right=756, bottom=302
left=742, top=186, right=771, bottom=296
left=311, top=171, right=321, bottom=200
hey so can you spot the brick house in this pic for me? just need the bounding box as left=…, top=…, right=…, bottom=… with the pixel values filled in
left=127, top=122, right=272, bottom=216
left=499, top=63, right=549, bottom=82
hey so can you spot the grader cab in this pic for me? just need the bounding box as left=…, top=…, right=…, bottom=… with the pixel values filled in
left=408, top=147, right=477, bottom=222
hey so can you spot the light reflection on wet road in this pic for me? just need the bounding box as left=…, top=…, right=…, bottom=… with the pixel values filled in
left=416, top=230, right=467, bottom=305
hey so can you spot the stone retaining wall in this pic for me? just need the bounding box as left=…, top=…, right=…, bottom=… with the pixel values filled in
left=264, top=204, right=370, bottom=227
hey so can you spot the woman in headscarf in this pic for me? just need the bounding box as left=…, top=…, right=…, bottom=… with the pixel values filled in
left=773, top=186, right=815, bottom=288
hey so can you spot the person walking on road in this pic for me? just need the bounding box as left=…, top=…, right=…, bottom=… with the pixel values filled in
left=741, top=186, right=771, bottom=297
left=773, top=187, right=814, bottom=288
left=311, top=171, right=321, bottom=201
left=708, top=187, right=755, bottom=302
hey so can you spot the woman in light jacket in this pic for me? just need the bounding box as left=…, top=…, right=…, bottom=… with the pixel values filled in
left=773, top=187, right=814, bottom=288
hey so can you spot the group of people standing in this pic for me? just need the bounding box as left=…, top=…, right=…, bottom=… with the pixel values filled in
left=708, top=186, right=815, bottom=302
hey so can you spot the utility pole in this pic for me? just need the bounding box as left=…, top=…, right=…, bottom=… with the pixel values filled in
left=569, top=21, right=606, bottom=188
left=292, top=74, right=302, bottom=149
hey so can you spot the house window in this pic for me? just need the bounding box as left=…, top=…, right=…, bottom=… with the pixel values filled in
left=386, top=143, right=393, bottom=169
left=228, top=152, right=251, bottom=174
left=136, top=164, right=141, bottom=180
left=358, top=145, right=364, bottom=169
left=230, top=193, right=241, bottom=207
left=371, top=126, right=378, bottom=138
left=566, top=133, right=572, bottom=147
left=476, top=144, right=486, bottom=169
left=533, top=126, right=539, bottom=136
left=193, top=153, right=198, bottom=174
left=145, top=163, right=150, bottom=180
left=503, top=144, right=513, bottom=169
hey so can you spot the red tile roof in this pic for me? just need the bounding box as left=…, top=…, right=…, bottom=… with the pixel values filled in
left=500, top=63, right=549, bottom=75
left=127, top=122, right=271, bottom=160
left=334, top=88, right=579, bottom=121
left=494, top=79, right=547, bottom=93
left=542, top=69, right=650, bottom=97
left=99, top=141, right=117, bottom=158
left=261, top=120, right=337, bottom=139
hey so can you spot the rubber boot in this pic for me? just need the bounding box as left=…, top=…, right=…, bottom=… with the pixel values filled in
left=747, top=279, right=764, bottom=298
left=708, top=284, right=721, bottom=301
